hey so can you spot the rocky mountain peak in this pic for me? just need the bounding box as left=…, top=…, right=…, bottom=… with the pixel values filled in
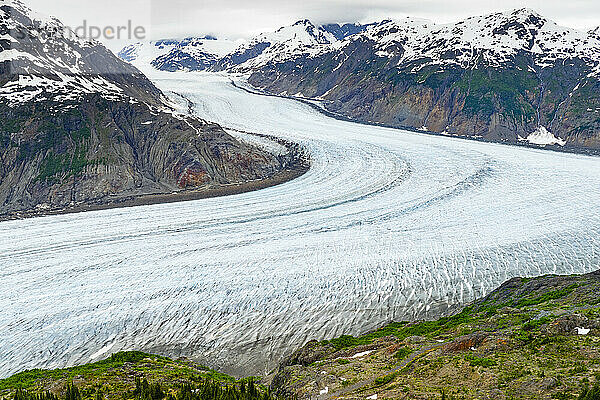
left=121, top=9, right=600, bottom=78
left=118, top=36, right=240, bottom=72
left=507, top=7, right=546, bottom=21
left=269, top=18, right=336, bottom=45
left=0, top=0, right=161, bottom=107
left=291, top=19, right=312, bottom=27
left=349, top=8, right=600, bottom=69
left=320, top=22, right=372, bottom=40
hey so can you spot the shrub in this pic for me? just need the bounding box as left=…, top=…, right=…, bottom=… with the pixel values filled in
left=374, top=372, right=398, bottom=386
left=394, top=347, right=412, bottom=361
left=579, top=383, right=600, bottom=400
left=465, top=355, right=497, bottom=368
left=522, top=317, right=552, bottom=331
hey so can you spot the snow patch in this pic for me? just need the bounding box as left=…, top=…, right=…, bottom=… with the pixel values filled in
left=525, top=126, right=566, bottom=146
left=576, top=327, right=590, bottom=335
left=89, top=342, right=115, bottom=360
left=351, top=350, right=374, bottom=358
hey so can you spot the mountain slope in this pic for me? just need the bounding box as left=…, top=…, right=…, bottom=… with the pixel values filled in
left=270, top=269, right=600, bottom=399
left=239, top=9, right=600, bottom=149
left=117, top=21, right=371, bottom=74
left=0, top=0, right=291, bottom=216
left=0, top=351, right=276, bottom=400
left=212, top=20, right=342, bottom=71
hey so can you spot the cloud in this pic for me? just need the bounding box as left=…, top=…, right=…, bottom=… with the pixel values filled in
left=21, top=0, right=600, bottom=52
left=150, top=0, right=600, bottom=39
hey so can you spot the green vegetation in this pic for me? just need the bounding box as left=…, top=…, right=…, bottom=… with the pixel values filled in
left=0, top=353, right=156, bottom=391
left=522, top=316, right=552, bottom=331
left=35, top=119, right=96, bottom=183
left=515, top=284, right=578, bottom=308
left=0, top=103, right=102, bottom=183
left=8, top=378, right=275, bottom=400
left=0, top=352, right=274, bottom=400
left=278, top=272, right=600, bottom=399
left=393, top=347, right=412, bottom=361
left=323, top=307, right=477, bottom=350
left=579, top=383, right=600, bottom=400
left=464, top=354, right=497, bottom=368
left=13, top=388, right=60, bottom=400
left=374, top=371, right=399, bottom=386
left=454, top=68, right=538, bottom=120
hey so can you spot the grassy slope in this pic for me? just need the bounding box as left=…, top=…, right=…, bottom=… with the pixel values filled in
left=0, top=352, right=257, bottom=400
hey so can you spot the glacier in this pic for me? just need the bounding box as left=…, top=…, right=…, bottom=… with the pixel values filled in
left=1, top=72, right=600, bottom=378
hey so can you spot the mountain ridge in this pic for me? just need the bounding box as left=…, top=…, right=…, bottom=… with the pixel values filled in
left=239, top=8, right=600, bottom=149
left=122, top=8, right=600, bottom=150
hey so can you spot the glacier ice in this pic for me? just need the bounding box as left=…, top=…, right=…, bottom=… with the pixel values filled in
left=1, top=72, right=600, bottom=378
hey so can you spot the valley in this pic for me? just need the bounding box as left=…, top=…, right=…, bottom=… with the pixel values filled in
left=1, top=71, right=599, bottom=380
left=2, top=2, right=600, bottom=397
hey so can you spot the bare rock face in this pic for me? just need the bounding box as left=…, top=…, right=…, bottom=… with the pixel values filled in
left=282, top=340, right=335, bottom=367
left=444, top=332, right=489, bottom=352
left=542, top=314, right=589, bottom=335
left=0, top=96, right=287, bottom=214
left=0, top=1, right=292, bottom=216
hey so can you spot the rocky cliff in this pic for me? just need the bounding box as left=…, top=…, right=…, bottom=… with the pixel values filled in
left=0, top=0, right=292, bottom=217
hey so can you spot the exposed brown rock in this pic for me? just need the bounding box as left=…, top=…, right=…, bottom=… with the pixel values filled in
left=444, top=332, right=489, bottom=352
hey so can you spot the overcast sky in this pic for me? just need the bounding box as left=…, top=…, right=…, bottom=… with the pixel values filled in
left=22, top=0, right=600, bottom=52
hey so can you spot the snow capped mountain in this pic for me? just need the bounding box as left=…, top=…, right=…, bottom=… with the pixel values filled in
left=355, top=8, right=600, bottom=69
left=0, top=0, right=159, bottom=107
left=114, top=9, right=600, bottom=149
left=320, top=22, right=374, bottom=40
left=127, top=9, right=600, bottom=75
left=216, top=9, right=600, bottom=73
left=236, top=9, right=600, bottom=150
left=118, top=36, right=241, bottom=72
left=351, top=17, right=435, bottom=60
left=120, top=10, right=600, bottom=76
left=118, top=21, right=373, bottom=73
left=117, top=39, right=178, bottom=65
left=216, top=19, right=340, bottom=71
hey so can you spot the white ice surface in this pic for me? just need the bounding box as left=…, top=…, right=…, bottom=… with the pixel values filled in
left=1, top=72, right=600, bottom=378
